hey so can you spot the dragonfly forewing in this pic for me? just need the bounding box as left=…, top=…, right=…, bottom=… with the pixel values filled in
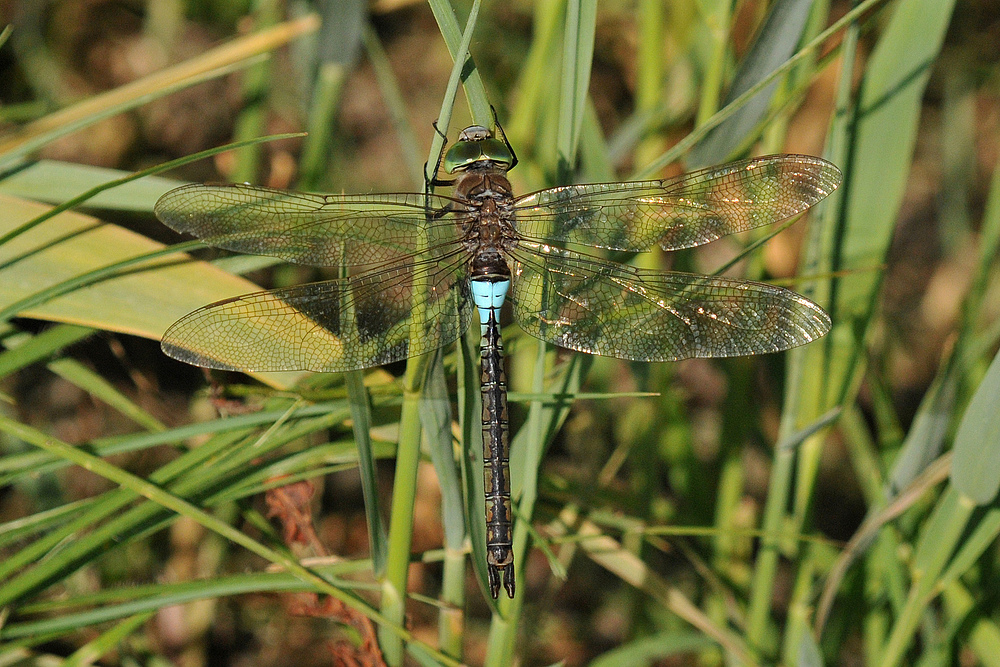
left=513, top=155, right=841, bottom=252
left=161, top=253, right=473, bottom=372
left=155, top=183, right=464, bottom=269
left=509, top=243, right=830, bottom=362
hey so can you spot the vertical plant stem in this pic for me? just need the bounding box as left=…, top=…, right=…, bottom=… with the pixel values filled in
left=299, top=62, right=348, bottom=187
left=229, top=0, right=281, bottom=183
left=745, top=442, right=794, bottom=651
left=694, top=0, right=732, bottom=127
left=379, top=359, right=429, bottom=665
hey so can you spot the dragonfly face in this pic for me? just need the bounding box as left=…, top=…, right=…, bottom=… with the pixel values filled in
left=154, top=122, right=841, bottom=599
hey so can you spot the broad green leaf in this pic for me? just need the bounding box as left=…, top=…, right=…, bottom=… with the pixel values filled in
left=0, top=193, right=304, bottom=388
left=0, top=160, right=177, bottom=211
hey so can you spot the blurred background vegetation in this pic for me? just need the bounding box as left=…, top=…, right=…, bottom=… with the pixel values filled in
left=0, top=0, right=998, bottom=665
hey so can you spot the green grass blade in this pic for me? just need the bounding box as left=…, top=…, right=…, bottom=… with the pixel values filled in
left=47, top=357, right=166, bottom=432
left=0, top=160, right=179, bottom=211
left=426, top=0, right=491, bottom=128
left=879, top=488, right=974, bottom=667
left=950, top=349, right=1000, bottom=503
left=62, top=613, right=153, bottom=667
left=457, top=324, right=491, bottom=600
left=298, top=0, right=365, bottom=188
left=632, top=0, right=887, bottom=179
left=0, top=324, right=94, bottom=379
left=556, top=0, right=597, bottom=180
left=0, top=412, right=464, bottom=665
left=748, top=0, right=958, bottom=651
left=688, top=0, right=817, bottom=167
left=419, top=353, right=466, bottom=657
left=346, top=371, right=388, bottom=576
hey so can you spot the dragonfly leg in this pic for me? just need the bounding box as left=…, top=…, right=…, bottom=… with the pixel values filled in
left=490, top=106, right=518, bottom=171
left=426, top=120, right=455, bottom=190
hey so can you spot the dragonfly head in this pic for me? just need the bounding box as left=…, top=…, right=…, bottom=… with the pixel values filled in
left=444, top=125, right=514, bottom=174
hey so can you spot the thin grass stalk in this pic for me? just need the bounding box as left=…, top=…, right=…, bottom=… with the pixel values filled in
left=0, top=133, right=299, bottom=248
left=3, top=564, right=377, bottom=640
left=779, top=0, right=849, bottom=600
left=47, top=357, right=165, bottom=432
left=0, top=500, right=88, bottom=550
left=380, top=373, right=429, bottom=665
left=299, top=0, right=365, bottom=188
left=298, top=7, right=388, bottom=586
left=2, top=404, right=348, bottom=580
left=709, top=363, right=752, bottom=634
left=555, top=0, right=596, bottom=180
left=0, top=405, right=339, bottom=600
left=0, top=401, right=351, bottom=483
left=816, top=0, right=958, bottom=657
left=62, top=612, right=154, bottom=667
left=0, top=428, right=255, bottom=593
left=457, top=324, right=489, bottom=596
left=229, top=0, right=281, bottom=183
left=634, top=0, right=663, bottom=169
left=782, top=543, right=820, bottom=662
left=0, top=324, right=96, bottom=379
left=694, top=0, right=732, bottom=128
left=299, top=64, right=348, bottom=187
left=376, top=174, right=432, bottom=665
left=0, top=416, right=464, bottom=666
left=508, top=1, right=564, bottom=151
left=345, top=371, right=388, bottom=576
left=426, top=0, right=492, bottom=127
left=879, top=490, right=975, bottom=667
left=745, top=438, right=795, bottom=653
left=420, top=354, right=466, bottom=658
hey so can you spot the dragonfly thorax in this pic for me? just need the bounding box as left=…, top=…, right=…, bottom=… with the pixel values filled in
left=456, top=171, right=519, bottom=258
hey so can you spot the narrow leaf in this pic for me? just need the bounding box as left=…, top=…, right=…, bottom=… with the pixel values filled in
left=951, top=349, right=1000, bottom=503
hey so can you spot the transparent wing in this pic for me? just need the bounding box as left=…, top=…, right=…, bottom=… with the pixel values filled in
left=509, top=243, right=830, bottom=362
left=155, top=183, right=463, bottom=268
left=513, top=155, right=841, bottom=252
left=162, top=252, right=472, bottom=372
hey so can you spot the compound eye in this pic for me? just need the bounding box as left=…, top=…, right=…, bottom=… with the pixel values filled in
left=443, top=132, right=513, bottom=173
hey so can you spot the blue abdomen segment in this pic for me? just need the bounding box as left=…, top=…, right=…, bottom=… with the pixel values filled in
left=472, top=279, right=510, bottom=332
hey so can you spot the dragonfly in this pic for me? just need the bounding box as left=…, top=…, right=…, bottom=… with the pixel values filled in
left=154, top=122, right=841, bottom=599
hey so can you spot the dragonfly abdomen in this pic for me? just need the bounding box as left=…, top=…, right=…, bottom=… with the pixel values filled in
left=472, top=269, right=515, bottom=599
left=480, top=307, right=514, bottom=599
